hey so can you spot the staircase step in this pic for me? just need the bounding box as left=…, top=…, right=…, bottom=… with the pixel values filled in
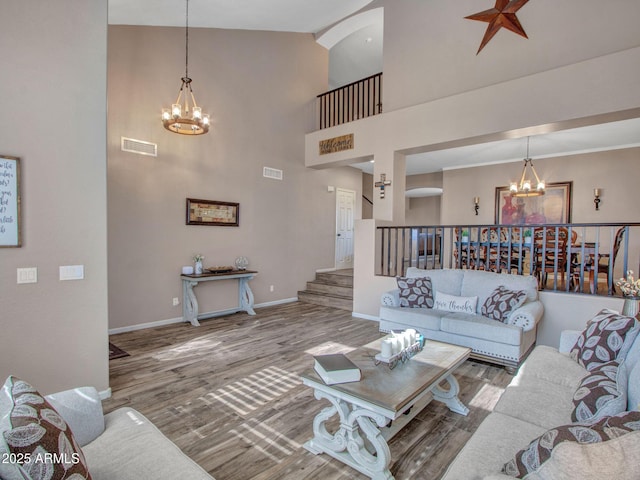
left=305, top=281, right=353, bottom=298
left=297, top=291, right=353, bottom=311
left=315, top=270, right=353, bottom=287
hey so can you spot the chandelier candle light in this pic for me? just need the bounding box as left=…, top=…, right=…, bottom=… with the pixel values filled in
left=162, top=0, right=210, bottom=135
left=510, top=137, right=545, bottom=197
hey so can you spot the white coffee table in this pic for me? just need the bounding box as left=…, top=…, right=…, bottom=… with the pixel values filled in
left=301, top=338, right=471, bottom=480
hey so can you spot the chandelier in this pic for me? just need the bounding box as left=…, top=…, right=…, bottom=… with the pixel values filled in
left=510, top=137, right=545, bottom=197
left=161, top=0, right=210, bottom=135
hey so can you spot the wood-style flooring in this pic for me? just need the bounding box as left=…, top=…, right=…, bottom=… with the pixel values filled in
left=104, top=302, right=512, bottom=479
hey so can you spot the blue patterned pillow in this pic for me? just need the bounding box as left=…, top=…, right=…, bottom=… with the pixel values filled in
left=396, top=276, right=433, bottom=308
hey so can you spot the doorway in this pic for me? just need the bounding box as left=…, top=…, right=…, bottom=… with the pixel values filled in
left=335, top=188, right=356, bottom=269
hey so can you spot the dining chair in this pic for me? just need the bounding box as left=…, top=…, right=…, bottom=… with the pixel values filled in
left=582, top=227, right=625, bottom=295
left=454, top=227, right=482, bottom=270
left=533, top=227, right=569, bottom=289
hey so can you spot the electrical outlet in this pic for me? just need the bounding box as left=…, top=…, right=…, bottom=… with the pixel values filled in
left=270, top=285, right=274, bottom=292
left=172, top=297, right=180, bottom=306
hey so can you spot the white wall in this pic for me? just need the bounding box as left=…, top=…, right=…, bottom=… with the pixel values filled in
left=0, top=1, right=109, bottom=393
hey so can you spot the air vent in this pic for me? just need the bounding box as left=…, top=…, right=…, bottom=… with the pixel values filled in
left=263, top=167, right=283, bottom=180
left=121, top=137, right=157, bottom=157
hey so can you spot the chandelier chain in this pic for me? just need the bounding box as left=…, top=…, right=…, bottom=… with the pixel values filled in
left=161, top=0, right=210, bottom=135
left=185, top=0, right=189, bottom=80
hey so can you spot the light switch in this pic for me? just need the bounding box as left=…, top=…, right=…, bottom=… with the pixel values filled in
left=17, top=267, right=38, bottom=284
left=59, top=265, right=84, bottom=281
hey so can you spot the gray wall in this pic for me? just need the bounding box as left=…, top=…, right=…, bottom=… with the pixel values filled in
left=441, top=148, right=640, bottom=226
left=383, top=0, right=640, bottom=111
left=0, top=1, right=109, bottom=393
left=108, top=26, right=362, bottom=330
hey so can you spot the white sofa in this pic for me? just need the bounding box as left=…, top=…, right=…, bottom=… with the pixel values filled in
left=442, top=316, right=640, bottom=480
left=1, top=381, right=213, bottom=480
left=380, top=268, right=544, bottom=369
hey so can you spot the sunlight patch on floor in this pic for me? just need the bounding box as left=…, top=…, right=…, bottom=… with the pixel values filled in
left=202, top=366, right=300, bottom=416
left=229, top=418, right=302, bottom=464
left=152, top=338, right=222, bottom=361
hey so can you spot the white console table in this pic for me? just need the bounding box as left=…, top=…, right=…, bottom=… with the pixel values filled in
left=180, top=270, right=258, bottom=326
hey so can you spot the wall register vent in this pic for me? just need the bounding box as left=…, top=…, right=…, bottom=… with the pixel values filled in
left=263, top=167, right=283, bottom=180
left=121, top=137, right=158, bottom=157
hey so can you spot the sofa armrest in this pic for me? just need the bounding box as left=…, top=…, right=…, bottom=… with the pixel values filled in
left=559, top=329, right=582, bottom=353
left=46, top=386, right=105, bottom=447
left=507, top=300, right=543, bottom=332
left=381, top=289, right=401, bottom=307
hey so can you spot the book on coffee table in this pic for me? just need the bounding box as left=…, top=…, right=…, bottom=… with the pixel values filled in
left=313, top=353, right=361, bottom=385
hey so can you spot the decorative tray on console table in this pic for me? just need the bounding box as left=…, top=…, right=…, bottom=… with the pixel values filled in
left=205, top=266, right=235, bottom=274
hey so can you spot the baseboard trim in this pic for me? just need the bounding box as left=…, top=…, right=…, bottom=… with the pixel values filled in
left=108, top=297, right=299, bottom=335
left=352, top=312, right=379, bottom=322
left=109, top=316, right=184, bottom=335
left=255, top=297, right=298, bottom=308
left=99, top=388, right=112, bottom=400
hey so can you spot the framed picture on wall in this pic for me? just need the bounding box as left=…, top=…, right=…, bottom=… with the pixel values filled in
left=186, top=198, right=239, bottom=226
left=495, top=181, right=572, bottom=225
left=0, top=155, right=21, bottom=247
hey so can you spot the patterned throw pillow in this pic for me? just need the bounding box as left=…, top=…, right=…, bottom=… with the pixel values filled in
left=396, top=276, right=433, bottom=308
left=481, top=286, right=527, bottom=322
left=572, top=361, right=627, bottom=423
left=2, top=376, right=92, bottom=480
left=570, top=310, right=639, bottom=371
left=502, top=410, right=640, bottom=478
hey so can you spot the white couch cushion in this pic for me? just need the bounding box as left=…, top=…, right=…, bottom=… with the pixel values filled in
left=629, top=361, right=640, bottom=411
left=460, top=269, right=538, bottom=309
left=46, top=387, right=105, bottom=447
left=83, top=407, right=213, bottom=480
left=493, top=378, right=575, bottom=430
left=379, top=306, right=442, bottom=331
left=441, top=313, right=522, bottom=346
left=514, top=345, right=587, bottom=390
left=442, top=412, right=546, bottom=480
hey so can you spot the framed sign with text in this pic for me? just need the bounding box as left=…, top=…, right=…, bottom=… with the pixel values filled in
left=186, top=198, right=239, bottom=226
left=0, top=155, right=21, bottom=247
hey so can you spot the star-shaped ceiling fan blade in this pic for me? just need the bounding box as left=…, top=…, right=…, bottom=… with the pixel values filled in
left=466, top=0, right=530, bottom=54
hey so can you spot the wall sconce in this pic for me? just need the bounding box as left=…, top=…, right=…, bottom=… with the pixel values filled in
left=594, top=188, right=601, bottom=211
left=473, top=197, right=480, bottom=215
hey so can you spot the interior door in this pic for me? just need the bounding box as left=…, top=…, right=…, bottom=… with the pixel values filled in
left=335, top=188, right=355, bottom=269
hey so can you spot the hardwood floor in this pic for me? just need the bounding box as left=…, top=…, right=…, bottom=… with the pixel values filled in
left=104, top=302, right=512, bottom=479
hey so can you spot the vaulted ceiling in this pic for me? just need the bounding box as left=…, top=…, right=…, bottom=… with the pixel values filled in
left=108, top=1, right=638, bottom=176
